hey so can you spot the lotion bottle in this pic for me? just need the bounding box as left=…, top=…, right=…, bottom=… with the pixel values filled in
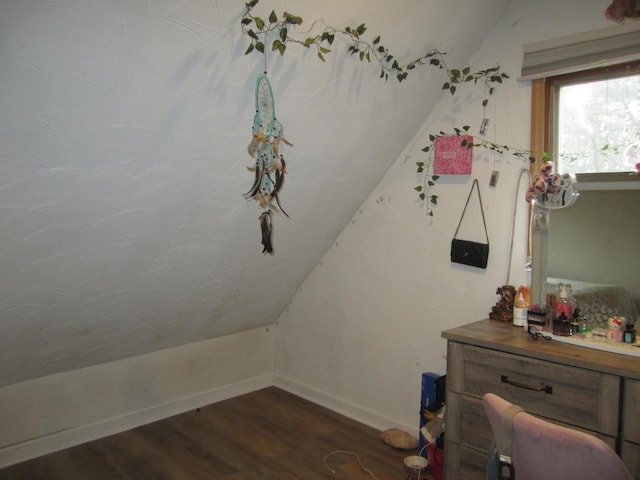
left=513, top=286, right=530, bottom=328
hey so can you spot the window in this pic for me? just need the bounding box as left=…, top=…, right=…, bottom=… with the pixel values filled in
left=549, top=63, right=640, bottom=176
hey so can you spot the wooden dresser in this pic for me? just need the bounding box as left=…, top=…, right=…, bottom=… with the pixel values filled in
left=442, top=319, right=640, bottom=480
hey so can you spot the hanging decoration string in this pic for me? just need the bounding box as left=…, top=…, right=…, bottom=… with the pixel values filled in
left=263, top=32, right=268, bottom=73
left=505, top=168, right=532, bottom=286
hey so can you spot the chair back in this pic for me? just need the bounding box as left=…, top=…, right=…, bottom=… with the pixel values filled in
left=482, top=392, right=633, bottom=480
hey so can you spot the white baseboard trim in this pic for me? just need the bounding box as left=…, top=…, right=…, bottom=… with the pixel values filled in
left=0, top=373, right=272, bottom=469
left=273, top=373, right=416, bottom=435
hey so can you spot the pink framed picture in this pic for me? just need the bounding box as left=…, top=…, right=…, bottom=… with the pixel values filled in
left=433, top=135, right=473, bottom=175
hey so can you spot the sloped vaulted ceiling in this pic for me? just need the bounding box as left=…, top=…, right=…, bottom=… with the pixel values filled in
left=0, top=0, right=511, bottom=386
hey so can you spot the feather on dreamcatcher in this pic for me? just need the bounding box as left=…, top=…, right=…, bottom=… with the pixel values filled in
left=244, top=72, right=292, bottom=255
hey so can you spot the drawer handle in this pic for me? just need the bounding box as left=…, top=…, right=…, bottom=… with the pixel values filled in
left=501, top=375, right=553, bottom=394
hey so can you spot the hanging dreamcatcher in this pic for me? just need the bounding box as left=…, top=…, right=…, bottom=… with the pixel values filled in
left=244, top=71, right=292, bottom=255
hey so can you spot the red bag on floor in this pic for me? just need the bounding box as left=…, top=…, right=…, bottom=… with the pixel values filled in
left=427, top=439, right=444, bottom=480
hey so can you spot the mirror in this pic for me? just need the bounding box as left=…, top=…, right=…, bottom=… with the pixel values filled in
left=531, top=179, right=640, bottom=327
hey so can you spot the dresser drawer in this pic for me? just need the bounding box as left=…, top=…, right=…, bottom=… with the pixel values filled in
left=447, top=342, right=620, bottom=435
left=443, top=441, right=486, bottom=480
left=624, top=378, right=640, bottom=444
left=621, top=441, right=640, bottom=478
left=446, top=394, right=493, bottom=451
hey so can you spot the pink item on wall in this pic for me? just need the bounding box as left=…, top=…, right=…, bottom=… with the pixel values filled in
left=433, top=135, right=473, bottom=175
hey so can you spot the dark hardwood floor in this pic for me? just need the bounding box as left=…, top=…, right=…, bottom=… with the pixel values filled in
left=0, top=387, right=429, bottom=479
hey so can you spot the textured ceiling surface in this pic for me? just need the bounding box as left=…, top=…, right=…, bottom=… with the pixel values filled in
left=0, top=0, right=511, bottom=386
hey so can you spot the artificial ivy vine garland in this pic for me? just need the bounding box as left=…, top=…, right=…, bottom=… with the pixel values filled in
left=241, top=0, right=508, bottom=90
left=241, top=0, right=519, bottom=222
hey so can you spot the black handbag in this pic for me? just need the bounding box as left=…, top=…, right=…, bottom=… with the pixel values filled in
left=451, top=179, right=489, bottom=269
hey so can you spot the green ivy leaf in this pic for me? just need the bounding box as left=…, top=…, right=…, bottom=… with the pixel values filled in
left=430, top=195, right=438, bottom=205
left=248, top=29, right=258, bottom=40
left=373, top=35, right=380, bottom=45
left=255, top=41, right=264, bottom=53
left=279, top=27, right=287, bottom=41
left=269, top=10, right=278, bottom=23
left=241, top=18, right=252, bottom=25
left=318, top=51, right=325, bottom=62
left=356, top=23, right=367, bottom=35
left=432, top=175, right=440, bottom=181
left=415, top=186, right=423, bottom=192
left=420, top=193, right=426, bottom=200
left=245, top=43, right=254, bottom=55
left=272, top=40, right=286, bottom=55
left=304, top=37, right=315, bottom=47
left=255, top=17, right=265, bottom=30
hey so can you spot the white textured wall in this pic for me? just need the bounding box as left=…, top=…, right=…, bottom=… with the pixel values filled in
left=274, top=0, right=612, bottom=433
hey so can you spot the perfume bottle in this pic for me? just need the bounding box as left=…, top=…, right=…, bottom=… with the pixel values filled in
left=625, top=322, right=636, bottom=344
left=555, top=283, right=574, bottom=320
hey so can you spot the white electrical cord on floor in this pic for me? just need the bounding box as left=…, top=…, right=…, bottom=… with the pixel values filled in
left=323, top=450, right=380, bottom=480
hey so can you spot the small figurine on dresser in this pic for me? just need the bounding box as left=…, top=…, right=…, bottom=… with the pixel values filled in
left=490, top=285, right=516, bottom=321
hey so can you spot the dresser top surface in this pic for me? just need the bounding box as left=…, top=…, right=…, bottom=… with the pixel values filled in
left=442, top=319, right=640, bottom=379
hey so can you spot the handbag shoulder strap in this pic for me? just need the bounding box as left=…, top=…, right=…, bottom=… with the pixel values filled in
left=453, top=179, right=488, bottom=243
left=495, top=404, right=523, bottom=480
left=499, top=404, right=523, bottom=463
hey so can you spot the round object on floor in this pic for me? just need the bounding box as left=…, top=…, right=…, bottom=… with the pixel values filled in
left=380, top=428, right=419, bottom=449
left=404, top=455, right=429, bottom=479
